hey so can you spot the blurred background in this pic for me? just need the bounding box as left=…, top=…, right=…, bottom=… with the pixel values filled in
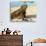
left=0, top=0, right=46, bottom=46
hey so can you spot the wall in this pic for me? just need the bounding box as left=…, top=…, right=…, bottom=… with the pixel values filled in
left=0, top=0, right=46, bottom=45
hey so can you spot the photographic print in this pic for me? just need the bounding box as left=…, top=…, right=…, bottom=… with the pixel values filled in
left=10, top=1, right=37, bottom=22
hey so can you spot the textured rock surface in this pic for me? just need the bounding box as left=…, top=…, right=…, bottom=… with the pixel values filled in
left=0, top=35, right=23, bottom=46
left=33, top=38, right=46, bottom=43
